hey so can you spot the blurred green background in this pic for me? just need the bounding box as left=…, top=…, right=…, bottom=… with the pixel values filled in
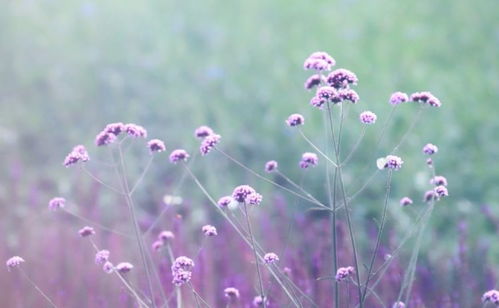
left=1, top=0, right=499, bottom=271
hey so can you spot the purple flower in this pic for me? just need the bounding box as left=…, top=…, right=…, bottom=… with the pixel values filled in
left=410, top=91, right=441, bottom=107
left=103, top=261, right=114, bottom=274
left=392, top=302, right=406, bottom=308
left=263, top=252, right=279, bottom=264
left=147, top=139, right=166, bottom=153
left=400, top=197, right=413, bottom=206
left=95, top=250, right=110, bottom=265
left=389, top=92, right=409, bottom=105
left=48, top=197, right=65, bottom=211
left=264, top=160, right=278, bottom=173
left=195, top=125, right=214, bottom=138
left=171, top=256, right=194, bottom=286
left=78, top=226, right=95, bottom=237
left=316, top=86, right=339, bottom=103
left=303, top=52, right=335, bottom=71
left=200, top=134, right=221, bottom=156
left=335, top=266, right=355, bottom=282
left=202, top=225, right=218, bottom=236
left=326, top=69, right=358, bottom=89
left=300, top=152, right=319, bottom=169
left=310, top=96, right=327, bottom=109
left=217, top=196, right=234, bottom=208
left=431, top=176, right=448, bottom=186
left=116, top=262, right=134, bottom=273
left=423, top=143, right=438, bottom=155
left=158, top=230, right=175, bottom=242
left=104, top=122, right=125, bottom=135
left=384, top=155, right=404, bottom=170
left=169, top=149, right=190, bottom=163
left=152, top=240, right=164, bottom=252
left=224, top=287, right=240, bottom=300
left=172, top=269, right=192, bottom=286
left=359, top=111, right=377, bottom=124
left=482, top=290, right=499, bottom=305
left=252, top=295, right=269, bottom=307
left=232, top=185, right=256, bottom=203
left=339, top=89, right=360, bottom=103
left=124, top=123, right=147, bottom=138
left=63, top=145, right=90, bottom=167
left=286, top=113, right=305, bottom=127
left=95, top=131, right=117, bottom=146
left=172, top=256, right=195, bottom=271
left=6, top=256, right=24, bottom=271
left=434, top=185, right=449, bottom=198
left=245, top=192, right=263, bottom=205
left=304, top=74, right=325, bottom=90
left=424, top=190, right=437, bottom=202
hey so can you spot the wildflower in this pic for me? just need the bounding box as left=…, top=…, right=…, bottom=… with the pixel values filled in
left=316, top=86, right=339, bottom=103
left=424, top=190, right=437, bottom=202
left=339, top=89, right=360, bottom=103
left=245, top=192, right=263, bottom=205
left=264, top=160, right=278, bottom=173
left=171, top=256, right=194, bottom=286
left=392, top=302, right=406, bottom=308
left=384, top=155, right=404, bottom=170
left=95, top=250, right=110, bottom=265
left=431, top=176, right=448, bottom=186
left=482, top=290, right=499, bottom=305
left=389, top=92, right=409, bottom=105
left=400, top=197, right=413, bottom=206
left=224, top=287, right=240, bottom=300
left=232, top=185, right=256, bottom=203
left=304, top=74, right=325, bottom=90
left=217, top=196, right=234, bottom=208
left=169, top=149, right=190, bottom=163
left=194, top=125, right=214, bottom=138
left=172, top=269, right=192, bottom=286
left=95, top=131, right=117, bottom=146
left=253, top=295, right=269, bottom=307
left=202, top=225, right=218, bottom=236
left=103, top=261, right=114, bottom=274
left=48, top=197, right=65, bottom=211
left=263, top=252, right=279, bottom=264
left=410, top=91, right=441, bottom=107
left=172, top=256, right=195, bottom=271
left=326, top=69, right=358, bottom=89
left=359, top=111, right=377, bottom=124
left=300, top=152, right=319, bottom=168
left=63, top=145, right=90, bottom=167
left=284, top=267, right=292, bottom=276
left=303, top=51, right=335, bottom=71
left=200, top=134, right=221, bottom=156
left=310, top=95, right=327, bottom=109
left=152, top=240, right=164, bottom=252
left=434, top=185, right=449, bottom=198
left=6, top=256, right=24, bottom=271
left=335, top=266, right=355, bottom=282
left=104, top=122, right=125, bottom=135
left=423, top=143, right=438, bottom=155
left=124, top=123, right=147, bottom=138
left=116, top=262, right=134, bottom=273
left=147, top=139, right=166, bottom=153
left=78, top=226, right=95, bottom=237
left=286, top=113, right=305, bottom=127
left=158, top=230, right=175, bottom=243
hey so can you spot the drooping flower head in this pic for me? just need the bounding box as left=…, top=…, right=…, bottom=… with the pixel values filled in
left=303, top=51, right=335, bottom=71
left=217, top=196, right=234, bottom=208
left=169, top=149, right=190, bottom=163
left=224, top=287, right=240, bottom=300
left=264, top=160, right=278, bottom=173
left=389, top=92, right=409, bottom=105
left=232, top=185, right=256, bottom=203
left=95, top=131, right=117, bottom=146
left=48, top=197, right=65, bottom=211
left=384, top=155, right=404, bottom=170
left=304, top=74, right=326, bottom=90
left=78, top=226, right=95, bottom=237
left=194, top=125, right=214, bottom=138
left=423, top=143, right=438, bottom=155
left=335, top=266, right=355, bottom=282
left=400, top=197, right=413, bottom=207
left=116, top=262, right=134, bottom=273
left=6, top=256, right=25, bottom=271
left=245, top=192, right=263, bottom=205
left=431, top=176, right=448, bottom=186
left=152, top=240, right=164, bottom=252
left=202, top=225, right=218, bottom=236
left=200, top=134, right=221, bottom=156
left=482, top=290, right=499, bottom=305
left=95, top=250, right=110, bottom=265
left=263, top=252, right=279, bottom=264
left=252, top=295, right=269, bottom=307
left=286, top=113, right=305, bottom=127
left=300, top=152, right=319, bottom=169
left=359, top=111, right=377, bottom=124
left=124, top=123, right=147, bottom=138
left=63, top=145, right=90, bottom=167
left=147, top=139, right=166, bottom=153
left=326, top=69, right=358, bottom=89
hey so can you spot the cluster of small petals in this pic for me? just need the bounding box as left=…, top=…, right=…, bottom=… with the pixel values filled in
left=245, top=192, right=263, bottom=205
left=335, top=266, right=355, bottom=282
left=400, top=197, right=413, bottom=206
left=202, top=225, right=218, bottom=236
left=217, top=196, right=234, bottom=208
left=384, top=155, right=404, bottom=170
left=265, top=160, right=278, bottom=173
left=326, top=69, right=358, bottom=89
left=172, top=270, right=192, bottom=286
left=171, top=256, right=194, bottom=286
left=303, top=51, right=335, bottom=71
left=103, top=261, right=114, bottom=274
left=286, top=113, right=305, bottom=127
left=232, top=185, right=256, bottom=203
left=158, top=230, right=175, bottom=242
left=78, top=226, right=95, bottom=237
left=48, top=197, right=65, bottom=211
left=147, top=139, right=166, bottom=153
left=410, top=91, right=441, bottom=107
left=392, top=302, right=406, bottom=308
left=434, top=185, right=449, bottom=198
left=253, top=295, right=269, bottom=307
left=424, top=190, right=437, bottom=202
left=300, top=152, right=319, bottom=169
left=116, top=262, right=134, bottom=273
left=63, top=145, right=90, bottom=167
left=304, top=74, right=326, bottom=90
left=172, top=256, right=195, bottom=271
left=152, top=240, right=164, bottom=252
left=124, top=123, right=147, bottom=138
left=194, top=125, right=214, bottom=138
left=310, top=96, right=326, bottom=109
left=389, top=92, right=409, bottom=105
left=200, top=134, right=221, bottom=155
left=359, top=111, right=377, bottom=124
left=95, top=131, right=117, bottom=146
left=423, top=143, right=438, bottom=155
left=263, top=252, right=279, bottom=264
left=95, top=250, right=110, bottom=265
left=482, top=290, right=499, bottom=305
left=104, top=122, right=125, bottom=135
left=339, top=89, right=360, bottom=103
left=316, top=86, right=338, bottom=101
left=6, top=256, right=24, bottom=270
left=431, top=175, right=448, bottom=186
left=224, top=287, right=240, bottom=299
left=308, top=51, right=335, bottom=66
left=169, top=149, right=190, bottom=163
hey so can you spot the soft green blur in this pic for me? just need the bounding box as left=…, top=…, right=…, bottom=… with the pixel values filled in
left=1, top=0, right=498, bottom=262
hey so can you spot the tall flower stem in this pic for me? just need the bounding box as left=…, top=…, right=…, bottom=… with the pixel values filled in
left=166, top=244, right=182, bottom=308
left=19, top=269, right=58, bottom=308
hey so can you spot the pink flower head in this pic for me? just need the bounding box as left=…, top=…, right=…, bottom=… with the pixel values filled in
left=335, top=266, right=355, bottom=282
left=434, top=185, right=449, bottom=198
left=48, top=197, right=65, bottom=211
left=410, top=91, right=441, bottom=107
left=304, top=51, right=335, bottom=71
left=169, top=149, right=190, bottom=163
left=63, top=145, right=90, bottom=167
left=286, top=113, right=304, bottom=127
left=232, top=185, right=256, bottom=203
left=304, top=74, right=326, bottom=90
left=400, top=197, right=413, bottom=207
left=252, top=295, right=269, bottom=307
left=195, top=125, right=214, bottom=138
left=172, top=269, right=192, bottom=286
left=202, top=225, right=218, bottom=236
left=300, top=152, right=319, bottom=169
left=389, top=92, right=409, bottom=105
left=158, top=230, right=175, bottom=243
left=224, top=287, right=240, bottom=300
left=339, top=89, right=360, bottom=103
left=392, top=302, right=406, bottom=308
left=103, top=261, right=114, bottom=274
left=423, top=143, right=438, bottom=155
left=116, top=262, right=134, bottom=273
left=95, top=250, right=110, bottom=265
left=482, top=290, right=499, bottom=305
left=217, top=196, right=234, bottom=208
left=152, top=240, right=164, bottom=252
left=147, top=139, right=166, bottom=153
left=78, top=226, right=95, bottom=237
left=6, top=256, right=25, bottom=271
left=264, top=160, right=278, bottom=173
left=326, top=69, right=358, bottom=89
left=263, top=252, right=279, bottom=264
left=95, top=131, right=117, bottom=146
left=431, top=176, right=448, bottom=186
left=359, top=111, right=377, bottom=124
left=424, top=190, right=437, bottom=203
left=104, top=122, right=125, bottom=135
left=124, top=123, right=147, bottom=138
left=200, top=134, right=221, bottom=156
left=245, top=192, right=263, bottom=205
left=384, top=155, right=404, bottom=170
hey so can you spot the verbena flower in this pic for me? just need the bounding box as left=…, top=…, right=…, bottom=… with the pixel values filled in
left=103, top=261, right=114, bottom=274
left=431, top=175, right=448, bottom=186
left=310, top=96, right=327, bottom=109
left=158, top=230, right=175, bottom=243
left=263, top=252, right=279, bottom=264
left=194, top=125, right=214, bottom=138
left=400, top=197, right=413, bottom=206
left=104, top=122, right=125, bottom=135
left=264, top=160, right=278, bottom=173
left=152, top=240, right=164, bottom=252
left=384, top=155, right=404, bottom=170
left=410, top=91, right=441, bottom=107
left=335, top=266, right=355, bottom=282
left=434, top=185, right=449, bottom=198
left=392, top=302, right=406, bottom=308
left=172, top=256, right=195, bottom=271
left=316, top=86, right=339, bottom=103
left=424, top=190, right=437, bottom=202
left=48, top=197, right=65, bottom=211
left=482, top=290, right=499, bottom=305
left=95, top=131, right=117, bottom=146
left=423, top=143, right=438, bottom=155
left=202, top=225, right=218, bottom=236
left=252, top=295, right=269, bottom=307
left=171, top=256, right=195, bottom=286
left=78, top=226, right=95, bottom=237
left=303, top=51, right=335, bottom=71
left=200, top=134, right=221, bottom=156
left=217, top=196, right=234, bottom=208
left=304, top=74, right=325, bottom=90
left=300, top=152, right=319, bottom=169
left=339, top=89, right=360, bottom=103
left=245, top=192, right=263, bottom=205
left=359, top=111, right=377, bottom=124
left=232, top=185, right=256, bottom=203
left=6, top=256, right=25, bottom=271
left=95, top=250, right=110, bottom=265
left=326, top=69, right=358, bottom=89
left=286, top=113, right=305, bottom=127
left=169, top=149, right=190, bottom=163
left=224, top=287, right=240, bottom=300
left=147, top=139, right=166, bottom=153
left=124, top=123, right=147, bottom=138
left=389, top=92, right=409, bottom=105
left=63, top=145, right=90, bottom=167
left=116, top=262, right=134, bottom=273
left=172, top=269, right=192, bottom=286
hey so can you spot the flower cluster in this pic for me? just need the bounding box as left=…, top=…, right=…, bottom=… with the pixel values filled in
left=303, top=51, right=335, bottom=71
left=299, top=152, right=318, bottom=169
left=359, top=111, right=377, bottom=124
left=264, top=160, right=278, bottom=173
left=392, top=302, right=406, bottom=308
left=147, top=139, right=166, bottom=153
left=116, top=262, right=134, bottom=274
left=63, top=145, right=90, bottom=167
left=6, top=256, right=25, bottom=271
left=224, top=287, right=240, bottom=300
left=245, top=192, right=263, bottom=205
left=482, top=290, right=499, bottom=305
left=410, top=91, right=441, bottom=107
left=380, top=155, right=404, bottom=171
left=152, top=230, right=175, bottom=251
left=48, top=197, right=65, bottom=211
left=232, top=185, right=256, bottom=203
left=389, top=92, right=409, bottom=105
left=263, top=252, right=279, bottom=264
left=335, top=266, right=355, bottom=282
left=169, top=149, right=190, bottom=163
left=78, top=226, right=95, bottom=237
left=95, top=250, right=110, bottom=265
left=423, top=143, right=438, bottom=155
left=124, top=123, right=147, bottom=138
left=200, top=134, right=221, bottom=156
left=304, top=74, right=326, bottom=90
left=252, top=295, right=269, bottom=307
left=171, top=256, right=195, bottom=286
left=286, top=113, right=305, bottom=127
left=217, top=196, right=234, bottom=208
left=400, top=197, right=413, bottom=207
left=202, top=225, right=218, bottom=237
left=195, top=125, right=214, bottom=138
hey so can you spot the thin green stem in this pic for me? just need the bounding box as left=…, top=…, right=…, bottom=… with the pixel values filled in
left=298, top=129, right=338, bottom=167
left=19, top=269, right=58, bottom=308
left=166, top=244, right=182, bottom=308
left=81, top=165, right=124, bottom=194
left=131, top=156, right=154, bottom=195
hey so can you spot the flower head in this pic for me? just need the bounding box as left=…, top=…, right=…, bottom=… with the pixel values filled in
left=359, top=111, right=377, bottom=124
left=148, top=139, right=166, bottom=153
left=316, top=86, right=340, bottom=103
left=482, top=290, right=499, bottom=305
left=78, top=226, right=95, bottom=237
left=63, top=145, right=90, bottom=167
left=431, top=176, right=448, bottom=186
left=116, top=262, right=134, bottom=273
left=95, top=250, right=110, bottom=265
left=224, top=287, right=240, bottom=300
left=326, top=69, right=358, bottom=89
left=304, top=74, right=326, bottom=90
left=104, top=122, right=125, bottom=135
left=384, top=155, right=404, bottom=170
left=263, top=252, right=279, bottom=264
left=400, top=197, right=413, bottom=206
left=310, top=95, right=327, bottom=109
left=434, top=185, right=449, bottom=198
left=171, top=256, right=194, bottom=286
left=158, top=230, right=175, bottom=242
left=217, top=196, right=234, bottom=208
left=6, top=256, right=24, bottom=271
left=245, top=192, right=263, bottom=205
left=172, top=256, right=195, bottom=271
left=286, top=113, right=305, bottom=127
left=195, top=126, right=214, bottom=138
left=410, top=91, right=441, bottom=107
left=423, top=143, right=438, bottom=155
left=152, top=240, right=164, bottom=252
left=389, top=92, right=409, bottom=105
left=200, top=134, right=221, bottom=156
left=232, top=185, right=256, bottom=203
left=95, top=131, right=117, bottom=146
left=335, top=266, right=355, bottom=282
left=424, top=190, right=437, bottom=202
left=253, top=295, right=269, bottom=307
left=169, top=149, right=190, bottom=163
left=339, top=89, right=360, bottom=103
left=300, top=152, right=319, bottom=168
left=265, top=160, right=278, bottom=173
left=202, top=225, right=218, bottom=236
left=124, top=123, right=147, bottom=138
left=303, top=51, right=335, bottom=71
left=392, top=302, right=406, bottom=308
left=103, top=261, right=114, bottom=274
left=48, top=197, right=65, bottom=211
left=172, top=269, right=192, bottom=286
